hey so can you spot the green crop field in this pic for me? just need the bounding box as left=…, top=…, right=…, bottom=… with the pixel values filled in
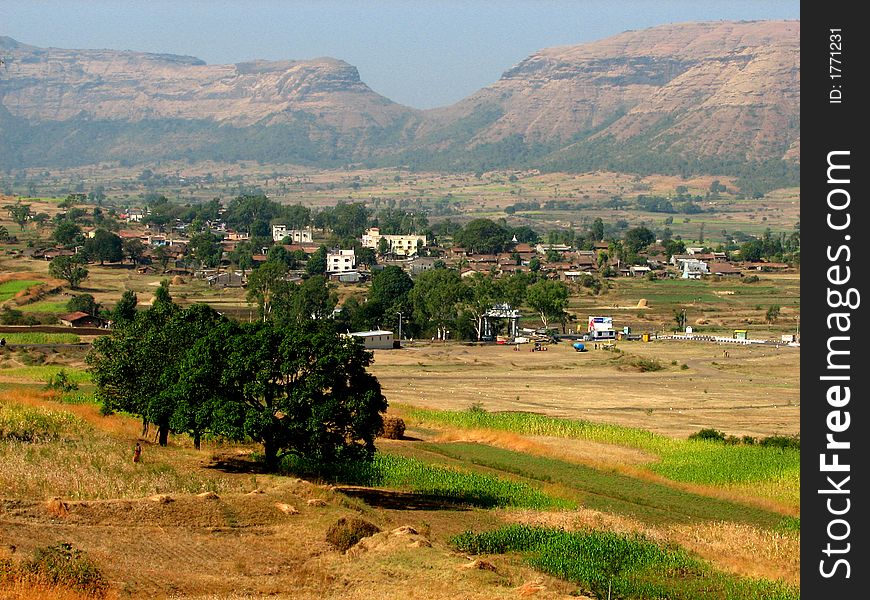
left=452, top=525, right=799, bottom=600
left=0, top=279, right=44, bottom=302
left=0, top=332, right=81, bottom=344
left=407, top=407, right=800, bottom=507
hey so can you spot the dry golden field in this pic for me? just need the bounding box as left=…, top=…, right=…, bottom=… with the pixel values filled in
left=370, top=339, right=799, bottom=440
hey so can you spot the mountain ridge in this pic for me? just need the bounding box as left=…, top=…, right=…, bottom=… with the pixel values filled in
left=0, top=21, right=799, bottom=190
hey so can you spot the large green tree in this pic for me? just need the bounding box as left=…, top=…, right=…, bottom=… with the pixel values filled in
left=83, top=229, right=124, bottom=265
left=52, top=221, right=83, bottom=246
left=526, top=279, right=570, bottom=330
left=5, top=201, right=31, bottom=230
left=409, top=268, right=467, bottom=340
left=219, top=320, right=386, bottom=469
left=246, top=261, right=293, bottom=321
left=454, top=218, right=511, bottom=254
left=49, top=255, right=89, bottom=289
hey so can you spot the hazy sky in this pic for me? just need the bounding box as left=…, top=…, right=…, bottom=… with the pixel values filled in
left=2, top=1, right=799, bottom=109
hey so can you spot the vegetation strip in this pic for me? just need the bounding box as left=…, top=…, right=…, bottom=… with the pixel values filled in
left=407, top=407, right=799, bottom=494
left=451, top=525, right=799, bottom=600
left=419, top=442, right=786, bottom=529
left=286, top=452, right=571, bottom=510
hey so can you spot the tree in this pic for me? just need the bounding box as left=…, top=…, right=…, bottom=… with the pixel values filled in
left=369, top=266, right=413, bottom=308
left=377, top=236, right=390, bottom=256
left=188, top=231, right=223, bottom=268
left=52, top=221, right=83, bottom=246
left=454, top=219, right=511, bottom=254
left=462, top=273, right=501, bottom=341
left=153, top=245, right=171, bottom=272
left=123, top=238, right=147, bottom=265
left=66, top=294, right=101, bottom=316
left=5, top=201, right=31, bottom=230
left=306, top=246, right=328, bottom=275
left=766, top=305, right=781, bottom=325
left=82, top=229, right=124, bottom=265
left=219, top=320, right=387, bottom=469
left=409, top=268, right=467, bottom=340
left=49, top=255, right=89, bottom=289
left=112, top=290, right=138, bottom=324
left=623, top=226, right=656, bottom=253
left=526, top=280, right=569, bottom=330
left=279, top=275, right=337, bottom=323
left=0, top=225, right=9, bottom=241
left=674, top=309, right=687, bottom=332
left=88, top=299, right=225, bottom=446
left=246, top=261, right=292, bottom=321
left=590, top=218, right=605, bottom=241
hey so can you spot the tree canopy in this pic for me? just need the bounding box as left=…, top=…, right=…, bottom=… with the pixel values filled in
left=87, top=293, right=386, bottom=466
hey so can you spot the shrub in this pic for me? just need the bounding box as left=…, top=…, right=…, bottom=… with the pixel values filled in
left=381, top=416, right=406, bottom=439
left=688, top=428, right=726, bottom=442
left=44, top=369, right=80, bottom=393
left=325, top=517, right=381, bottom=552
left=742, top=275, right=760, bottom=283
left=21, top=542, right=108, bottom=596
left=760, top=434, right=800, bottom=450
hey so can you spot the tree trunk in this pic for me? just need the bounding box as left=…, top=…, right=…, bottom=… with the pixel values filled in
left=193, top=432, right=201, bottom=450
left=157, top=420, right=169, bottom=447
left=263, top=437, right=279, bottom=471
left=141, top=417, right=149, bottom=437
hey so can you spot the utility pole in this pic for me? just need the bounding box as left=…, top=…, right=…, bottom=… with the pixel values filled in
left=397, top=312, right=403, bottom=347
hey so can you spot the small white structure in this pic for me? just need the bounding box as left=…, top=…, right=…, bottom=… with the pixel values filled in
left=681, top=259, right=708, bottom=279
left=587, top=316, right=617, bottom=340
left=361, top=227, right=426, bottom=257
left=327, top=248, right=356, bottom=273
left=272, top=225, right=313, bottom=243
left=348, top=330, right=395, bottom=349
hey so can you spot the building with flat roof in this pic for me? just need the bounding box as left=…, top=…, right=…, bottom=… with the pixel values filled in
left=348, top=330, right=395, bottom=349
left=327, top=248, right=356, bottom=273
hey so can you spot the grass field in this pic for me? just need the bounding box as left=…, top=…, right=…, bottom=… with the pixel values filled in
left=453, top=525, right=799, bottom=600
left=0, top=280, right=44, bottom=302
left=0, top=332, right=82, bottom=344
left=404, top=408, right=799, bottom=508
left=16, top=299, right=72, bottom=314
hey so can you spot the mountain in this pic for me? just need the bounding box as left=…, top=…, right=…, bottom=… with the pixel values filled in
left=0, top=35, right=421, bottom=167
left=402, top=21, right=799, bottom=188
left=0, top=22, right=799, bottom=189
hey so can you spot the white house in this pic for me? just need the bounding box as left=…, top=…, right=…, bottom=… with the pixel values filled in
left=348, top=330, right=395, bottom=349
left=327, top=248, right=356, bottom=273
left=682, top=259, right=709, bottom=279
left=272, top=225, right=314, bottom=243
left=361, top=227, right=426, bottom=257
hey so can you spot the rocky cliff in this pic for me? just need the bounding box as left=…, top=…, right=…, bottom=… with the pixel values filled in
left=0, top=21, right=799, bottom=185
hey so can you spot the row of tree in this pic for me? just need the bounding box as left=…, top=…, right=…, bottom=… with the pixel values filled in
left=87, top=284, right=386, bottom=469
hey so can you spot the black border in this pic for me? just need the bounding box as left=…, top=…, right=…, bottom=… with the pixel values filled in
left=802, top=4, right=868, bottom=596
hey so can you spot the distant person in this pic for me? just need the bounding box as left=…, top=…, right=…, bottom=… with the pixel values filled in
left=133, top=442, right=142, bottom=464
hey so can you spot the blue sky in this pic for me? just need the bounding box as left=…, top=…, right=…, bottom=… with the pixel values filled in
left=2, top=1, right=799, bottom=109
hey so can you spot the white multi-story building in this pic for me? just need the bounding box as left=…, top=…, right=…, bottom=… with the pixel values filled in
left=327, top=248, right=356, bottom=273
left=272, top=225, right=314, bottom=243
left=361, top=227, right=426, bottom=257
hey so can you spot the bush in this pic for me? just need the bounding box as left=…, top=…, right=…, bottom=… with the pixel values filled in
left=381, top=416, right=405, bottom=439
left=21, top=542, right=108, bottom=596
left=44, top=369, right=80, bottom=393
left=742, top=275, right=760, bottom=283
left=760, top=434, right=800, bottom=450
left=688, top=428, right=726, bottom=442
left=325, top=517, right=381, bottom=552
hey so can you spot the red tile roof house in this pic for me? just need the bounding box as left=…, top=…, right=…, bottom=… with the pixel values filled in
left=60, top=312, right=107, bottom=327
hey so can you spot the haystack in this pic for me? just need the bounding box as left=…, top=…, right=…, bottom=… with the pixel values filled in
left=381, top=416, right=406, bottom=439
left=171, top=275, right=185, bottom=285
left=45, top=497, right=69, bottom=518
left=636, top=298, right=649, bottom=308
